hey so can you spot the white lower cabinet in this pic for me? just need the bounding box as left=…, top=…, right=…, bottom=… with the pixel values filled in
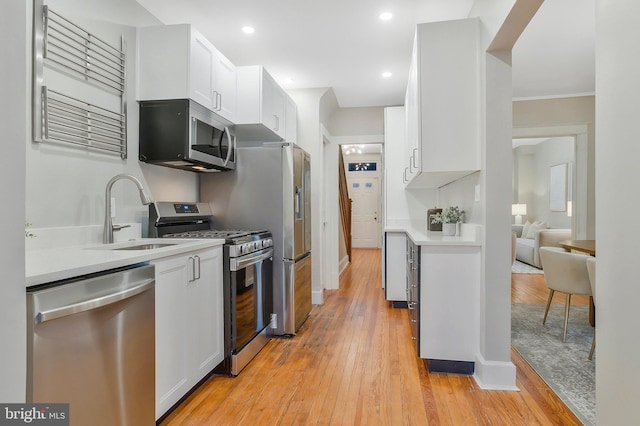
left=153, top=246, right=224, bottom=420
left=419, top=245, right=480, bottom=365
left=383, top=232, right=407, bottom=302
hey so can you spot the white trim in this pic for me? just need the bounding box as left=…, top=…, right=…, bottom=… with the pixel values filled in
left=333, top=134, right=384, bottom=144
left=338, top=254, right=350, bottom=275
left=513, top=92, right=595, bottom=102
left=473, top=353, right=519, bottom=391
left=312, top=289, right=324, bottom=305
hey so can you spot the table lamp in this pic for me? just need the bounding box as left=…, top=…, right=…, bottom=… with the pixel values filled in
left=512, top=203, right=527, bottom=225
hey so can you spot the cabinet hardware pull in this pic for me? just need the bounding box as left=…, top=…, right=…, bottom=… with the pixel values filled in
left=213, top=90, right=219, bottom=110
left=412, top=148, right=419, bottom=169
left=188, top=256, right=196, bottom=282
left=35, top=279, right=154, bottom=324
left=194, top=255, right=201, bottom=280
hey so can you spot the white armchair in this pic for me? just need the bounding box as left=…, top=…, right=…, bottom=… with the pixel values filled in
left=539, top=247, right=592, bottom=342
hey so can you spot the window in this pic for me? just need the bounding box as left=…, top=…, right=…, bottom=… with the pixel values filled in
left=348, top=162, right=377, bottom=172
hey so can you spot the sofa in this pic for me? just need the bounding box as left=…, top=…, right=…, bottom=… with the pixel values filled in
left=513, top=225, right=571, bottom=269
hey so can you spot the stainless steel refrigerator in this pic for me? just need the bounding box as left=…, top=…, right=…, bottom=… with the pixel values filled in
left=200, top=142, right=312, bottom=335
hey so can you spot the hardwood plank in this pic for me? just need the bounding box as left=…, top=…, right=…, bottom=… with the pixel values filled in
left=162, top=248, right=583, bottom=425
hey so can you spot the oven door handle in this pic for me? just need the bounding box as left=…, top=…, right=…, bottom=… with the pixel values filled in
left=230, top=248, right=274, bottom=271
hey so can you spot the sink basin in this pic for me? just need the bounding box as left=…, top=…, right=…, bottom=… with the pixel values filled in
left=111, top=243, right=179, bottom=251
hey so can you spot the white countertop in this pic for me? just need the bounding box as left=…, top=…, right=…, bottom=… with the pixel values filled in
left=385, top=220, right=481, bottom=246
left=26, top=238, right=224, bottom=287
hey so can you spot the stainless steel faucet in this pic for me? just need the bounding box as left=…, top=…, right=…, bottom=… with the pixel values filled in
left=104, top=174, right=152, bottom=244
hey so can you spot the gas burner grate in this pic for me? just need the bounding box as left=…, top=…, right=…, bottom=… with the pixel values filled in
left=165, top=230, right=252, bottom=239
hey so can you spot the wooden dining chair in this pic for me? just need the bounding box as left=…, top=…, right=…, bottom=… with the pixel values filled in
left=586, top=257, right=596, bottom=359
left=539, top=247, right=592, bottom=342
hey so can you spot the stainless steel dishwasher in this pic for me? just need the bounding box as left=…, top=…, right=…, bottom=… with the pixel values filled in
left=26, top=263, right=155, bottom=426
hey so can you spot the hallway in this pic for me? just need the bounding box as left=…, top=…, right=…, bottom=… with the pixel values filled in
left=162, top=249, right=580, bottom=425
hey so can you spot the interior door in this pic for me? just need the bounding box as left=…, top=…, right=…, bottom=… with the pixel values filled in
left=349, top=176, right=380, bottom=248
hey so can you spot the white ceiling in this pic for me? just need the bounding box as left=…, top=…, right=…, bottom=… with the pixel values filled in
left=136, top=0, right=594, bottom=108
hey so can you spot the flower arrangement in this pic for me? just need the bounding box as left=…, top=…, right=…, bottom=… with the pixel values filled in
left=430, top=206, right=464, bottom=224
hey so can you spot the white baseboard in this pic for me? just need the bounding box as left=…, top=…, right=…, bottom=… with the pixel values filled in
left=312, top=289, right=324, bottom=305
left=338, top=254, right=350, bottom=275
left=473, top=353, right=518, bottom=391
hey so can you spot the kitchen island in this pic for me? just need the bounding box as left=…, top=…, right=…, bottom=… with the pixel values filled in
left=383, top=220, right=481, bottom=375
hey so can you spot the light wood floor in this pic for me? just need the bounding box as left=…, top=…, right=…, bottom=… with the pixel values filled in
left=161, top=249, right=582, bottom=425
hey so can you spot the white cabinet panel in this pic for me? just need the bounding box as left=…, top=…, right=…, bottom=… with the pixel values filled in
left=419, top=245, right=480, bottom=362
left=138, top=24, right=237, bottom=122
left=235, top=65, right=296, bottom=141
left=383, top=232, right=407, bottom=301
left=405, top=18, right=480, bottom=188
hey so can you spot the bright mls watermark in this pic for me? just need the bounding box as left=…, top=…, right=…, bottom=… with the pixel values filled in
left=0, top=404, right=68, bottom=425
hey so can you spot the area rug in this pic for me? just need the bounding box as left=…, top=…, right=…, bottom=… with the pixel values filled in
left=511, top=303, right=595, bottom=426
left=512, top=260, right=543, bottom=274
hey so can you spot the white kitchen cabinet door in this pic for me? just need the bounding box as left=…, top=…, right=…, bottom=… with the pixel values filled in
left=189, top=30, right=216, bottom=111
left=138, top=24, right=237, bottom=122
left=188, top=247, right=224, bottom=384
left=153, top=246, right=224, bottom=420
left=405, top=18, right=480, bottom=188
left=235, top=65, right=290, bottom=141
left=265, top=72, right=286, bottom=139
left=154, top=254, right=190, bottom=420
left=212, top=52, right=237, bottom=122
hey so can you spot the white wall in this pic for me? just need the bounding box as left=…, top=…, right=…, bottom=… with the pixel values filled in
left=513, top=137, right=574, bottom=228
left=0, top=0, right=29, bottom=402
left=437, top=172, right=481, bottom=225
left=330, top=107, right=384, bottom=136
left=595, top=0, right=640, bottom=423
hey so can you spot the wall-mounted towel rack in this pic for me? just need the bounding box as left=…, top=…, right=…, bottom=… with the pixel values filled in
left=33, top=1, right=127, bottom=158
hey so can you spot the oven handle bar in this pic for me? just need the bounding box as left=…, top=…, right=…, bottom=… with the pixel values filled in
left=230, top=248, right=274, bottom=271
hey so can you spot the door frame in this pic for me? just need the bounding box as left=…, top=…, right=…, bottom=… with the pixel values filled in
left=513, top=125, right=589, bottom=239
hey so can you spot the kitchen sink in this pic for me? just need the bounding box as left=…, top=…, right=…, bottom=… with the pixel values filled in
left=111, top=243, right=178, bottom=251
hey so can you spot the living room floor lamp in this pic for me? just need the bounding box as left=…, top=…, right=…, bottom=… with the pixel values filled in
left=512, top=203, right=527, bottom=225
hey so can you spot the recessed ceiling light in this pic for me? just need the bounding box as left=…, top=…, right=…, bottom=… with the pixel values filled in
left=283, top=78, right=294, bottom=85
left=382, top=71, right=392, bottom=78
left=379, top=12, right=393, bottom=21
left=242, top=26, right=255, bottom=34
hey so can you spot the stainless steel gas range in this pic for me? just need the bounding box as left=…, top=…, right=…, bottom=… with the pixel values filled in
left=149, top=202, right=274, bottom=376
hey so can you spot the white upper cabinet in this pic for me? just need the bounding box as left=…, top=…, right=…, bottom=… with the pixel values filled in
left=138, top=24, right=237, bottom=122
left=405, top=18, right=480, bottom=188
left=235, top=65, right=296, bottom=142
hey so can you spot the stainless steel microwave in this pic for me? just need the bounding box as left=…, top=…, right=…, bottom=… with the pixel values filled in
left=139, top=99, right=236, bottom=172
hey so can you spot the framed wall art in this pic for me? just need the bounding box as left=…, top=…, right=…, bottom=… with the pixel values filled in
left=549, top=162, right=568, bottom=211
